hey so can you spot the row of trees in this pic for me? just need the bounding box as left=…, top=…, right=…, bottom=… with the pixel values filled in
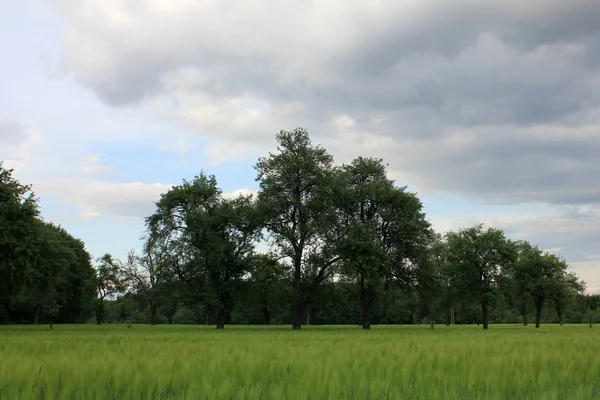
left=0, top=163, right=96, bottom=324
left=93, top=128, right=589, bottom=330
left=0, top=129, right=593, bottom=328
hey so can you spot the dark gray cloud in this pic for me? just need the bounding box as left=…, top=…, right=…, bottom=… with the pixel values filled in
left=55, top=0, right=600, bottom=207
left=499, top=206, right=600, bottom=286
left=399, top=127, right=600, bottom=205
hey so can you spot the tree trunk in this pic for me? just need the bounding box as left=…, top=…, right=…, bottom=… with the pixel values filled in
left=481, top=300, right=489, bottom=330
left=34, top=304, right=42, bottom=325
left=263, top=304, right=271, bottom=325
left=445, top=306, right=451, bottom=326
left=260, top=290, right=271, bottom=325
left=216, top=311, right=225, bottom=329
left=360, top=274, right=371, bottom=330
left=556, top=306, right=563, bottom=326
left=291, top=257, right=302, bottom=330
left=535, top=298, right=544, bottom=328
left=96, top=299, right=104, bottom=325
left=150, top=302, right=158, bottom=326
left=521, top=301, right=528, bottom=326
left=49, top=318, right=53, bottom=331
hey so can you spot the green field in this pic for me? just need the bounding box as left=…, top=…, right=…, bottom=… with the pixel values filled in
left=0, top=324, right=599, bottom=399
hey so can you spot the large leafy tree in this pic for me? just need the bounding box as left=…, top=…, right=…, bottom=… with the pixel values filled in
left=333, top=157, right=431, bottom=329
left=445, top=224, right=517, bottom=329
left=1, top=163, right=96, bottom=324
left=147, top=173, right=260, bottom=329
left=255, top=128, right=339, bottom=330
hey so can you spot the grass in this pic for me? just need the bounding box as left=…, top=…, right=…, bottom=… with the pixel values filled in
left=0, top=324, right=599, bottom=399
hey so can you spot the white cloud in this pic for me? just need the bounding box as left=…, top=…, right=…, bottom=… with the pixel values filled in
left=158, top=138, right=190, bottom=155
left=222, top=187, right=258, bottom=199
left=34, top=178, right=173, bottom=221
left=81, top=154, right=116, bottom=176
left=33, top=172, right=259, bottom=221
left=0, top=117, right=44, bottom=172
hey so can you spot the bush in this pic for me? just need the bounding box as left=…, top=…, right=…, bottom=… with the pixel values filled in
left=172, top=307, right=200, bottom=324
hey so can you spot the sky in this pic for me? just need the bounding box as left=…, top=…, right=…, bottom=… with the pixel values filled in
left=1, top=0, right=599, bottom=293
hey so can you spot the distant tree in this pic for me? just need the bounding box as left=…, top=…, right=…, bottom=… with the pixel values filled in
left=513, top=242, right=573, bottom=328
left=510, top=241, right=533, bottom=326
left=255, top=128, right=339, bottom=330
left=121, top=231, right=177, bottom=326
left=247, top=254, right=288, bottom=325
left=95, top=253, right=122, bottom=324
left=445, top=224, right=517, bottom=330
left=552, top=271, right=585, bottom=326
left=420, top=234, right=455, bottom=325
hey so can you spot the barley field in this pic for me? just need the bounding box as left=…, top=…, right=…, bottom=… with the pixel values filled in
left=0, top=324, right=598, bottom=399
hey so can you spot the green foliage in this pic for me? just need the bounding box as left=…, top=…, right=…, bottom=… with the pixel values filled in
left=444, top=224, right=518, bottom=329
left=146, top=172, right=261, bottom=328
left=0, top=163, right=40, bottom=315
left=512, top=241, right=574, bottom=327
left=0, top=163, right=96, bottom=324
left=95, top=253, right=123, bottom=324
left=255, top=127, right=338, bottom=329
left=172, top=307, right=202, bottom=325
left=332, top=157, right=432, bottom=329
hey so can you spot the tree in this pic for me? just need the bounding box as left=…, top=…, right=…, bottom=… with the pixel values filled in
left=95, top=253, right=122, bottom=324
left=0, top=163, right=97, bottom=325
left=513, top=242, right=572, bottom=328
left=510, top=241, right=533, bottom=326
left=255, top=128, right=339, bottom=330
left=333, top=157, right=431, bottom=329
left=445, top=224, right=517, bottom=330
left=122, top=249, right=161, bottom=325
left=121, top=230, right=178, bottom=326
left=418, top=234, right=451, bottom=325
left=146, top=173, right=261, bottom=329
left=553, top=271, right=584, bottom=326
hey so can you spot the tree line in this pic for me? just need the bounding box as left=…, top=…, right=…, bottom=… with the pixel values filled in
left=2, top=129, right=599, bottom=329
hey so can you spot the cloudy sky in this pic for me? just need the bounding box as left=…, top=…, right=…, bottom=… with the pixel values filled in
left=2, top=0, right=599, bottom=292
